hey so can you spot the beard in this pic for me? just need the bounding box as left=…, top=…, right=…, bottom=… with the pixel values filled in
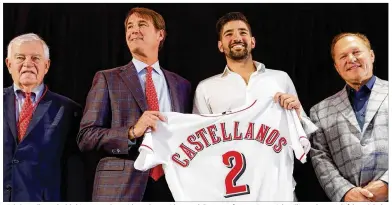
left=225, top=42, right=250, bottom=60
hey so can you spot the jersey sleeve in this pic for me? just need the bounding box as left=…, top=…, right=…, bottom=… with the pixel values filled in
left=285, top=109, right=311, bottom=163
left=134, top=121, right=171, bottom=171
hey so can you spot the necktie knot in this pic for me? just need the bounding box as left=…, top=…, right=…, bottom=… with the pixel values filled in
left=146, top=66, right=153, bottom=74
left=24, top=92, right=32, bottom=98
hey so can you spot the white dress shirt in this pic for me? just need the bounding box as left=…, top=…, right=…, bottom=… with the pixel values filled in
left=193, top=61, right=317, bottom=135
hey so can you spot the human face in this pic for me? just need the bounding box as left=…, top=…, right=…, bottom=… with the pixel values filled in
left=5, top=41, right=50, bottom=89
left=125, top=13, right=164, bottom=58
left=218, top=20, right=255, bottom=61
left=333, top=36, right=374, bottom=87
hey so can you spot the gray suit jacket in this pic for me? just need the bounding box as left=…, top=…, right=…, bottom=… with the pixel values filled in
left=309, top=76, right=388, bottom=201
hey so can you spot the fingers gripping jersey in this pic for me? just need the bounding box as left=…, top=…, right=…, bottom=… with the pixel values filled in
left=134, top=98, right=310, bottom=201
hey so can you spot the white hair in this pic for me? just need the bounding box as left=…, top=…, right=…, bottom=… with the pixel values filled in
left=7, top=33, right=50, bottom=59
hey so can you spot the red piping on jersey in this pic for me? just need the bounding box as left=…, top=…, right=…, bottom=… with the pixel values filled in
left=299, top=152, right=305, bottom=161
left=141, top=144, right=154, bottom=152
left=299, top=136, right=306, bottom=139
left=199, top=100, right=258, bottom=117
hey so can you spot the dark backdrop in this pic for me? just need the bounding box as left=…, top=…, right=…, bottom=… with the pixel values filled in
left=3, top=3, right=388, bottom=202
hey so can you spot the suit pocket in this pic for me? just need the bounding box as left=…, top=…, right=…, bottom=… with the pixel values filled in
left=96, top=157, right=125, bottom=171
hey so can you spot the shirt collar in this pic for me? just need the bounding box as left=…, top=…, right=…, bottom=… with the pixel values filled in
left=346, top=75, right=376, bottom=93
left=132, top=58, right=163, bottom=75
left=13, top=83, right=45, bottom=101
left=221, top=61, right=266, bottom=77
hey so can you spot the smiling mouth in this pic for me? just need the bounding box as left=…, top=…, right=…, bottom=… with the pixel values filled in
left=347, top=65, right=361, bottom=71
left=130, top=38, right=143, bottom=41
left=230, top=44, right=245, bottom=49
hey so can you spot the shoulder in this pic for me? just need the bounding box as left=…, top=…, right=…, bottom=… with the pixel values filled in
left=95, top=65, right=125, bottom=77
left=48, top=91, right=82, bottom=111
left=196, top=73, right=224, bottom=89
left=3, top=85, right=13, bottom=96
left=162, top=68, right=191, bottom=86
left=375, top=76, right=389, bottom=87
left=264, top=68, right=291, bottom=79
left=310, top=90, right=342, bottom=114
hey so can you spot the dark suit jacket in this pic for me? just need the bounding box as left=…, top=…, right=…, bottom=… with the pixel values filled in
left=3, top=85, right=84, bottom=202
left=77, top=62, right=192, bottom=201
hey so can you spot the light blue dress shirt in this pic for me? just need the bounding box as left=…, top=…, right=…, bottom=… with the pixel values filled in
left=128, top=58, right=172, bottom=146
left=13, top=83, right=45, bottom=122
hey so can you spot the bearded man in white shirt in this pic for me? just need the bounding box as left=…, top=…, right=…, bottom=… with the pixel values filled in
left=193, top=12, right=315, bottom=132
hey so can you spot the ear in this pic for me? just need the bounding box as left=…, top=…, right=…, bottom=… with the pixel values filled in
left=218, top=41, right=224, bottom=53
left=44, top=59, right=51, bottom=75
left=370, top=49, right=375, bottom=63
left=157, top=30, right=164, bottom=41
left=5, top=58, right=12, bottom=74
left=251, top=36, right=256, bottom=49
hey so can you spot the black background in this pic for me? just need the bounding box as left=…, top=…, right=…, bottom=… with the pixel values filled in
left=3, top=3, right=388, bottom=202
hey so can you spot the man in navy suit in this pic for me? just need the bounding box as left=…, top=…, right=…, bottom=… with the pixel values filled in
left=3, top=33, right=84, bottom=201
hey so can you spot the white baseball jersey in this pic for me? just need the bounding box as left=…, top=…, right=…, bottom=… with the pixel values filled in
left=134, top=97, right=310, bottom=201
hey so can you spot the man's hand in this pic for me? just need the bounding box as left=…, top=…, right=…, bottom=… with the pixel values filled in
left=273, top=92, right=302, bottom=119
left=343, top=187, right=373, bottom=202
left=129, top=111, right=167, bottom=139
left=364, top=180, right=388, bottom=202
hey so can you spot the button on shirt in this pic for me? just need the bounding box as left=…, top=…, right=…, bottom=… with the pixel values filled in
left=346, top=75, right=376, bottom=130
left=13, top=83, right=44, bottom=121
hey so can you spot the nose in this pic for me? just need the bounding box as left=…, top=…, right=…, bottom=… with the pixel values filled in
left=130, top=25, right=140, bottom=35
left=22, top=57, right=34, bottom=67
left=347, top=53, right=357, bottom=63
left=232, top=31, right=242, bottom=41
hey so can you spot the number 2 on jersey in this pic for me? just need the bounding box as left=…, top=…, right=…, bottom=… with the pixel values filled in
left=222, top=151, right=250, bottom=198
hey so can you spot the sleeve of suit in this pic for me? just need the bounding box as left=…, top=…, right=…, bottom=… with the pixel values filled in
left=77, top=71, right=130, bottom=155
left=380, top=170, right=389, bottom=184
left=309, top=106, right=355, bottom=202
left=284, top=73, right=318, bottom=135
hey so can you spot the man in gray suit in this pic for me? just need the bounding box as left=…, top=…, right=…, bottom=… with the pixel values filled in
left=310, top=32, right=388, bottom=202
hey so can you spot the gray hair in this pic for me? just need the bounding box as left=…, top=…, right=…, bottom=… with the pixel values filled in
left=7, top=33, right=50, bottom=59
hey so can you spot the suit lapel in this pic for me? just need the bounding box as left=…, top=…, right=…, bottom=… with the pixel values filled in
left=362, top=77, right=388, bottom=131
left=4, top=86, right=17, bottom=141
left=331, top=86, right=361, bottom=132
left=162, top=69, right=180, bottom=112
left=119, top=62, right=148, bottom=112
left=24, top=89, right=52, bottom=138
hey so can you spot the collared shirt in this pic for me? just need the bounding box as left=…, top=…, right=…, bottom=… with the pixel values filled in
left=193, top=61, right=318, bottom=135
left=193, top=61, right=267, bottom=114
left=346, top=75, right=376, bottom=130
left=132, top=58, right=172, bottom=112
left=13, top=83, right=45, bottom=122
left=129, top=58, right=172, bottom=146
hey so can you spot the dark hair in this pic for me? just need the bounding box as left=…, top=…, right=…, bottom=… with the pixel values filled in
left=124, top=7, right=166, bottom=49
left=216, top=12, right=252, bottom=40
left=330, top=32, right=372, bottom=60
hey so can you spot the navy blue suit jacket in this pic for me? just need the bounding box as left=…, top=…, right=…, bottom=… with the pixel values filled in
left=3, top=85, right=84, bottom=202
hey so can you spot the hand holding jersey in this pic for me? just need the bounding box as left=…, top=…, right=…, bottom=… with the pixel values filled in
left=135, top=97, right=310, bottom=201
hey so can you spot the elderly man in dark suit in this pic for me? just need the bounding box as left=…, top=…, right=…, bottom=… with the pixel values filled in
left=77, top=7, right=192, bottom=202
left=310, top=32, right=388, bottom=202
left=3, top=33, right=83, bottom=201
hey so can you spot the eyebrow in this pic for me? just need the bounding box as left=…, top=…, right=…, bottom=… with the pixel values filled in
left=127, top=19, right=149, bottom=26
left=223, top=28, right=249, bottom=35
left=14, top=53, right=43, bottom=57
